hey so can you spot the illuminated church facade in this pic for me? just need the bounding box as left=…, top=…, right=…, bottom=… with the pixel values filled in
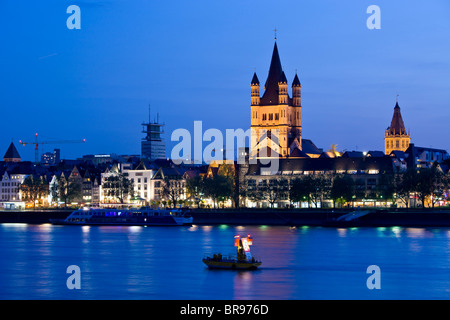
left=250, top=40, right=303, bottom=159
left=384, top=100, right=411, bottom=155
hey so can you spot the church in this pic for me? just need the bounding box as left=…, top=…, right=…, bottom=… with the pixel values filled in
left=384, top=100, right=411, bottom=155
left=250, top=39, right=303, bottom=159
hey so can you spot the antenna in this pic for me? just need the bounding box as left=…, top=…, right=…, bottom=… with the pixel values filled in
left=274, top=28, right=278, bottom=40
left=148, top=104, right=151, bottom=124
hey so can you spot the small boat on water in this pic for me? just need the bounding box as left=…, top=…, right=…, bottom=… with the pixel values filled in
left=202, top=234, right=262, bottom=270
left=50, top=207, right=193, bottom=226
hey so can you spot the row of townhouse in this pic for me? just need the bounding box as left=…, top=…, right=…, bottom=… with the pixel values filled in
left=101, top=160, right=194, bottom=206
left=1, top=141, right=449, bottom=209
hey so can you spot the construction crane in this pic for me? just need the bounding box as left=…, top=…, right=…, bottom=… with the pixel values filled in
left=19, top=133, right=86, bottom=164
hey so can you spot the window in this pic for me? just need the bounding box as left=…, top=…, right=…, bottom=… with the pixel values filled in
left=275, top=113, right=279, bottom=120
left=269, top=113, right=273, bottom=121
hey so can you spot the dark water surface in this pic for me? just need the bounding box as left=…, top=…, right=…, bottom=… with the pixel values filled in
left=0, top=223, right=448, bottom=299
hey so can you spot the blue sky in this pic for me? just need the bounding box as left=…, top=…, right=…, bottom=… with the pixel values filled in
left=1, top=0, right=450, bottom=161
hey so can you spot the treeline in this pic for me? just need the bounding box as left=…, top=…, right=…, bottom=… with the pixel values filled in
left=19, top=165, right=449, bottom=209
left=20, top=175, right=83, bottom=208
left=243, top=166, right=449, bottom=208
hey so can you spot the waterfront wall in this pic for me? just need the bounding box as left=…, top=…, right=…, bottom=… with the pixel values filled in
left=0, top=208, right=449, bottom=227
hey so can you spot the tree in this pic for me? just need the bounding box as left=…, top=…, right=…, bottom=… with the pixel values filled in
left=186, top=176, right=205, bottom=208
left=244, top=179, right=265, bottom=207
left=290, top=176, right=313, bottom=207
left=103, top=173, right=132, bottom=204
left=263, top=178, right=287, bottom=208
left=394, top=169, right=417, bottom=209
left=218, top=164, right=237, bottom=207
left=415, top=166, right=446, bottom=208
left=203, top=175, right=233, bottom=208
left=20, top=175, right=48, bottom=208
left=67, top=180, right=82, bottom=204
left=56, top=176, right=82, bottom=207
left=377, top=173, right=396, bottom=206
left=161, top=178, right=185, bottom=208
left=330, top=175, right=354, bottom=208
left=289, top=175, right=329, bottom=208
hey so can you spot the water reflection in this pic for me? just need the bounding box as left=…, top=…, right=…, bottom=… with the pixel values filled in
left=233, top=270, right=256, bottom=299
left=337, top=228, right=347, bottom=237
left=0, top=223, right=449, bottom=299
left=405, top=228, right=431, bottom=238
left=391, top=226, right=402, bottom=237
left=1, top=223, right=28, bottom=229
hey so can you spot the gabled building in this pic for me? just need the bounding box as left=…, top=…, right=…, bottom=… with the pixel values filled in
left=0, top=161, right=33, bottom=208
left=123, top=160, right=157, bottom=204
left=152, top=167, right=186, bottom=204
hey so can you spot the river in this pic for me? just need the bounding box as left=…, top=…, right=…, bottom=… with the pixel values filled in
left=0, top=223, right=448, bottom=299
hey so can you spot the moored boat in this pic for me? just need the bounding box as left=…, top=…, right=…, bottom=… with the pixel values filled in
left=202, top=234, right=262, bottom=270
left=50, top=207, right=193, bottom=226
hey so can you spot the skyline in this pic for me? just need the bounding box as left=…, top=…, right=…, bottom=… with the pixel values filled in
left=1, top=1, right=450, bottom=162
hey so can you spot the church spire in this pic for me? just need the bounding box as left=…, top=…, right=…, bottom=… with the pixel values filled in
left=251, top=72, right=260, bottom=85
left=384, top=99, right=411, bottom=155
left=388, top=100, right=406, bottom=135
left=3, top=142, right=21, bottom=162
left=292, top=73, right=301, bottom=87
left=261, top=40, right=283, bottom=105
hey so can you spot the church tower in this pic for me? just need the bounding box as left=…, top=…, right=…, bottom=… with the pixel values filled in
left=3, top=142, right=21, bottom=162
left=384, top=100, right=411, bottom=155
left=250, top=40, right=302, bottom=159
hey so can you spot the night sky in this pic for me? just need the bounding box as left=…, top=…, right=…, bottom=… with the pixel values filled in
left=1, top=1, right=450, bottom=161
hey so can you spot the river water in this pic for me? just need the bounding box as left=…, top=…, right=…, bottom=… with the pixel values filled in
left=0, top=223, right=448, bottom=299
